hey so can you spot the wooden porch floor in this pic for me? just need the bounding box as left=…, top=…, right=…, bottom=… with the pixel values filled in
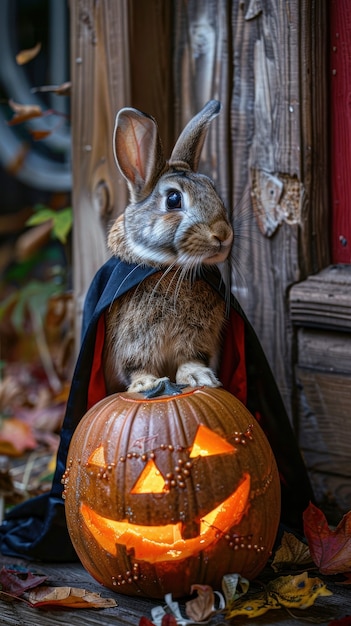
left=0, top=553, right=350, bottom=626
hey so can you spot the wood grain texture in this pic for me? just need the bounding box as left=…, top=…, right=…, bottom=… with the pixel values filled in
left=172, top=1, right=232, bottom=210
left=290, top=265, right=351, bottom=330
left=129, top=0, right=174, bottom=156
left=297, top=327, right=351, bottom=372
left=229, top=1, right=305, bottom=415
left=297, top=363, right=351, bottom=521
left=70, top=0, right=130, bottom=339
left=297, top=367, right=351, bottom=460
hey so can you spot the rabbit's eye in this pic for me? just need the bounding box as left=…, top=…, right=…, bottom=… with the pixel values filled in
left=166, top=190, right=182, bottom=210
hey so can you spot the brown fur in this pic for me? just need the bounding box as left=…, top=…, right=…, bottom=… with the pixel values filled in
left=103, top=271, right=226, bottom=393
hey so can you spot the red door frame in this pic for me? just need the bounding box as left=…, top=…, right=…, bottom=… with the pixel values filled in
left=331, top=0, right=351, bottom=264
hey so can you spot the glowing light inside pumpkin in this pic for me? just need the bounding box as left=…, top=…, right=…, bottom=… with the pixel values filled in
left=189, top=424, right=236, bottom=458
left=131, top=459, right=167, bottom=494
left=80, top=472, right=251, bottom=563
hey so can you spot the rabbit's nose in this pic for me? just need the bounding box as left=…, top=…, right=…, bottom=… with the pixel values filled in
left=212, top=223, right=233, bottom=248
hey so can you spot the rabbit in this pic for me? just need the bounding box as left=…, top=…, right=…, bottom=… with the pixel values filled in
left=103, top=100, right=233, bottom=394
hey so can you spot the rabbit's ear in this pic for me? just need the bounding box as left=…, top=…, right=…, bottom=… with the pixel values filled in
left=113, top=108, right=165, bottom=201
left=170, top=100, right=221, bottom=171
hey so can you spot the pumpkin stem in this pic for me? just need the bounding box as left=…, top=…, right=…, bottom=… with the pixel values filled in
left=144, top=378, right=186, bottom=398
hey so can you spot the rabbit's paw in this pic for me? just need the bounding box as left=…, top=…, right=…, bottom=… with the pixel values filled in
left=176, top=362, right=221, bottom=388
left=128, top=374, right=168, bottom=393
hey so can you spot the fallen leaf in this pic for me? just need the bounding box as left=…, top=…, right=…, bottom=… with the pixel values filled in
left=337, top=573, right=351, bottom=586
left=31, top=81, right=71, bottom=96
left=222, top=572, right=250, bottom=606
left=271, top=531, right=313, bottom=571
left=225, top=593, right=279, bottom=619
left=139, top=618, right=155, bottom=626
left=4, top=143, right=29, bottom=175
left=161, top=615, right=177, bottom=626
left=0, top=567, right=47, bottom=597
left=16, top=42, right=42, bottom=65
left=267, top=571, right=332, bottom=609
left=304, top=502, right=351, bottom=574
left=328, top=618, right=351, bottom=626
left=27, top=586, right=117, bottom=609
left=7, top=100, right=43, bottom=126
left=225, top=572, right=332, bottom=619
left=0, top=417, right=37, bottom=456
left=29, top=129, right=52, bottom=141
left=186, top=584, right=215, bottom=621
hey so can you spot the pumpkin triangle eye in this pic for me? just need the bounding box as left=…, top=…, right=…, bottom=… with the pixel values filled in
left=189, top=424, right=235, bottom=458
left=88, top=445, right=106, bottom=466
left=131, top=459, right=167, bottom=494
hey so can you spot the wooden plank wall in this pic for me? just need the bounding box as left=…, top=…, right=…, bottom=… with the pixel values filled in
left=69, top=0, right=329, bottom=422
left=69, top=0, right=130, bottom=338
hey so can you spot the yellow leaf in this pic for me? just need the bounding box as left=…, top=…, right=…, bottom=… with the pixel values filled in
left=16, top=42, right=42, bottom=65
left=272, top=531, right=313, bottom=572
left=225, top=572, right=332, bottom=619
left=267, top=572, right=332, bottom=609
left=225, top=592, right=280, bottom=619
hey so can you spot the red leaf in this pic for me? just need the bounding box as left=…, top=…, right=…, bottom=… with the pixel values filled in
left=0, top=417, right=37, bottom=456
left=0, top=567, right=47, bottom=597
left=139, top=618, right=155, bottom=626
left=328, top=617, right=351, bottom=626
left=161, top=615, right=177, bottom=626
left=303, top=503, right=351, bottom=574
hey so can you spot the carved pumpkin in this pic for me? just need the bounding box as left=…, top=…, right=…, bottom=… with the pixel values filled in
left=62, top=387, right=280, bottom=598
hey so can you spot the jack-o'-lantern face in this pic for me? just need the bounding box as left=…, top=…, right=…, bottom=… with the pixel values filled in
left=78, top=424, right=251, bottom=563
left=63, top=387, right=280, bottom=598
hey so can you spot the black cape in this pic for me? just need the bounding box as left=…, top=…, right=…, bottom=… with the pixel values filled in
left=0, top=257, right=313, bottom=561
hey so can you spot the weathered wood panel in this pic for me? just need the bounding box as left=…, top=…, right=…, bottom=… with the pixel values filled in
left=290, top=265, right=351, bottom=330
left=128, top=0, right=174, bottom=156
left=227, top=0, right=329, bottom=416
left=172, top=1, right=232, bottom=211
left=70, top=0, right=130, bottom=339
left=297, top=327, right=351, bottom=372
left=228, top=2, right=302, bottom=415
left=297, top=366, right=351, bottom=521
left=291, top=265, right=351, bottom=518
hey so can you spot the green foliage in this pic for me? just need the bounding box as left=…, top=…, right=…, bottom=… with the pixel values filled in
left=26, top=204, right=73, bottom=244
left=0, top=280, right=62, bottom=333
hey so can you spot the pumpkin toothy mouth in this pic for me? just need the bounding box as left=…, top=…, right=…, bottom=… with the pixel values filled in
left=80, top=472, right=251, bottom=563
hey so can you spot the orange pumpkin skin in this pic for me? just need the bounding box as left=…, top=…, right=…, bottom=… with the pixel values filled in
left=63, top=387, right=280, bottom=599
